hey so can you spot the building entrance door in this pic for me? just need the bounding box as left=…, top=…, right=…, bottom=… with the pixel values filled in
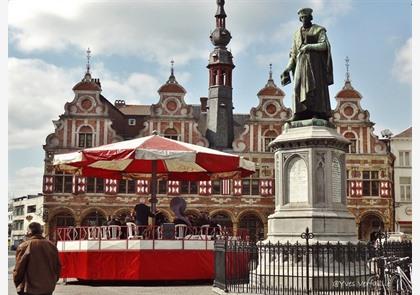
left=358, top=213, right=384, bottom=241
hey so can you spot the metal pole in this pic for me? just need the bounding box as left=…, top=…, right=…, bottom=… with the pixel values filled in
left=301, top=227, right=314, bottom=295
left=150, top=160, right=157, bottom=215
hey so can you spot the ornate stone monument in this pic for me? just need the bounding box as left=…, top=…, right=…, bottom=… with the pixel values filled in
left=266, top=7, right=357, bottom=243
left=249, top=8, right=360, bottom=292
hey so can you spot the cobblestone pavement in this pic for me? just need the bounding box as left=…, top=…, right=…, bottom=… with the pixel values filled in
left=8, top=252, right=215, bottom=295
left=9, top=275, right=216, bottom=295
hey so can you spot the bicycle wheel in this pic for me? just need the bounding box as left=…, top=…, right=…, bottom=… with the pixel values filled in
left=367, top=276, right=383, bottom=295
left=388, top=275, right=399, bottom=295
left=388, top=274, right=413, bottom=295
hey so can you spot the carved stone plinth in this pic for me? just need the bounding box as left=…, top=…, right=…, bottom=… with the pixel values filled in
left=265, top=119, right=358, bottom=244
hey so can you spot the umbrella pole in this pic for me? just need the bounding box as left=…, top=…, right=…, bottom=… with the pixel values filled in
left=150, top=160, right=157, bottom=216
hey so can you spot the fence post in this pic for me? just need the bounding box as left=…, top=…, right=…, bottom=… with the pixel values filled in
left=376, top=229, right=389, bottom=295
left=301, top=227, right=314, bottom=295
left=214, top=239, right=228, bottom=292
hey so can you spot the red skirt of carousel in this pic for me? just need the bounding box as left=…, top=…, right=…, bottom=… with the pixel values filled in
left=58, top=238, right=215, bottom=281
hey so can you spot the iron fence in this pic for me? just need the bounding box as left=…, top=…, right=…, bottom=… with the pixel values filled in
left=214, top=233, right=412, bottom=294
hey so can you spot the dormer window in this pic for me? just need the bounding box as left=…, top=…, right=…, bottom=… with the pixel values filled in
left=128, top=118, right=136, bottom=126
left=78, top=126, right=93, bottom=148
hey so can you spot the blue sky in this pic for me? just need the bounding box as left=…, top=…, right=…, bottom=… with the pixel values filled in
left=8, top=0, right=412, bottom=199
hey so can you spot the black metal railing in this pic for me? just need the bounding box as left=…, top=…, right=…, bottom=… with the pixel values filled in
left=213, top=230, right=412, bottom=294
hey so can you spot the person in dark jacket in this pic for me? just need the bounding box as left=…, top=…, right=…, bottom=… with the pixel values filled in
left=133, top=198, right=155, bottom=226
left=13, top=222, right=61, bottom=295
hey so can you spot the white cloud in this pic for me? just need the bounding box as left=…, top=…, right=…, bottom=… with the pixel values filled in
left=8, top=166, right=44, bottom=198
left=8, top=58, right=79, bottom=150
left=8, top=58, right=163, bottom=150
left=392, top=37, right=412, bottom=84
left=9, top=0, right=353, bottom=65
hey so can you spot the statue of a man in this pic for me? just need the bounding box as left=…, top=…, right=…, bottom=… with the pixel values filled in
left=281, top=8, right=333, bottom=121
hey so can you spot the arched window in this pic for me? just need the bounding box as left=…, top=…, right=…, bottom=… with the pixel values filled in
left=344, top=132, right=357, bottom=154
left=163, top=128, right=180, bottom=141
left=81, top=210, right=106, bottom=226
left=263, top=130, right=278, bottom=152
left=54, top=212, right=75, bottom=227
left=238, top=213, right=264, bottom=241
left=78, top=126, right=94, bottom=148
left=210, top=212, right=233, bottom=228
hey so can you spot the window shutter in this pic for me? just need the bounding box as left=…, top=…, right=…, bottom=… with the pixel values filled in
left=43, top=176, right=54, bottom=193
left=168, top=180, right=180, bottom=195
left=105, top=179, right=118, bottom=194
left=221, top=179, right=231, bottom=195
left=136, top=179, right=150, bottom=194
left=73, top=176, right=86, bottom=194
left=380, top=181, right=390, bottom=197
left=199, top=181, right=212, bottom=195
left=260, top=179, right=274, bottom=196
left=233, top=179, right=242, bottom=196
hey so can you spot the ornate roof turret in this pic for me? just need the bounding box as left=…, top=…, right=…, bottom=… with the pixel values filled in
left=335, top=56, right=362, bottom=99
left=158, top=60, right=186, bottom=94
left=210, top=0, right=231, bottom=47
left=257, top=64, right=285, bottom=96
left=72, top=48, right=101, bottom=91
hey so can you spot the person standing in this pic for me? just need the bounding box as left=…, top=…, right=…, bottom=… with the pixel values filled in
left=133, top=198, right=155, bottom=226
left=281, top=7, right=333, bottom=121
left=13, top=222, right=61, bottom=295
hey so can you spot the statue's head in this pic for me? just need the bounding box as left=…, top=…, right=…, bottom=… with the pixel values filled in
left=298, top=8, right=313, bottom=25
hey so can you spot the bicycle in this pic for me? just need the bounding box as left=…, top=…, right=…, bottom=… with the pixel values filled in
left=386, top=257, right=411, bottom=295
left=366, top=256, right=403, bottom=295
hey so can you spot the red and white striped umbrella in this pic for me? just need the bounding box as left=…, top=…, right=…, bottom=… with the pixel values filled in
left=53, top=134, right=255, bottom=181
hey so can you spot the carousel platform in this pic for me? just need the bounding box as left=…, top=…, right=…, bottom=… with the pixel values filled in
left=56, top=225, right=244, bottom=281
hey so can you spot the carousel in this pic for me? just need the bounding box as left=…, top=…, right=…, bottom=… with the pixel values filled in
left=53, top=133, right=255, bottom=281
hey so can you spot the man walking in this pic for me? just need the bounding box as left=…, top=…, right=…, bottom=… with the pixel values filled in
left=13, top=222, right=61, bottom=295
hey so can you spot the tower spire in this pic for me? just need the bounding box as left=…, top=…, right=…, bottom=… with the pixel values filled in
left=265, top=63, right=276, bottom=88
left=166, top=59, right=178, bottom=84
left=210, top=0, right=231, bottom=48
left=206, top=0, right=235, bottom=149
left=215, top=0, right=227, bottom=28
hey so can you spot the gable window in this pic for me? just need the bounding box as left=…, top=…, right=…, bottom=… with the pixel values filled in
left=362, top=171, right=379, bottom=196
left=128, top=118, right=136, bottom=126
left=163, top=128, right=180, bottom=141
left=78, top=126, right=93, bottom=148
left=400, top=177, right=411, bottom=202
left=344, top=132, right=357, bottom=154
left=263, top=130, right=278, bottom=152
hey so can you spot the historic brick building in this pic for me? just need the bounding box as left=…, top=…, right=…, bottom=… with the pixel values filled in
left=42, top=2, right=393, bottom=241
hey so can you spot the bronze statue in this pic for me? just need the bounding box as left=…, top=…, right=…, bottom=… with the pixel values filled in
left=281, top=8, right=333, bottom=121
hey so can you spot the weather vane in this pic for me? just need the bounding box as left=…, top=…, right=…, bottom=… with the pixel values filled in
left=86, top=48, right=91, bottom=74
left=345, top=56, right=350, bottom=82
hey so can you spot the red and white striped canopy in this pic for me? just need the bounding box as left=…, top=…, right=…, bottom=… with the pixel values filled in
left=53, top=134, right=255, bottom=181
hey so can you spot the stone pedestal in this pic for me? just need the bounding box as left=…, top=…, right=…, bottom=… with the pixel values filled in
left=265, top=119, right=358, bottom=244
